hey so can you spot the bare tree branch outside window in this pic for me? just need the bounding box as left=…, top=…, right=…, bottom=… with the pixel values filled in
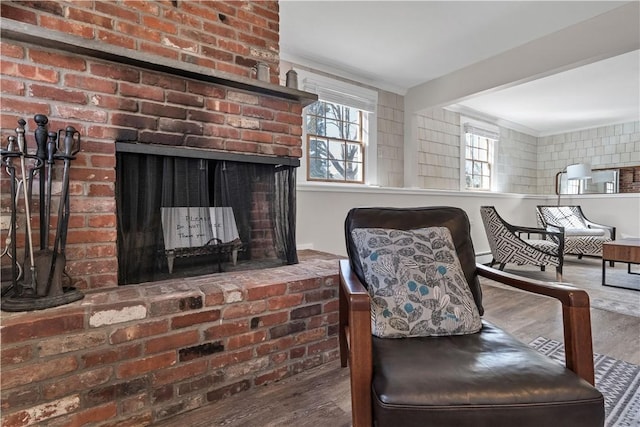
left=306, top=101, right=364, bottom=183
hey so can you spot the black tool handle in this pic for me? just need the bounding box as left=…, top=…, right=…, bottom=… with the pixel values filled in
left=34, top=114, right=48, bottom=161
left=7, top=135, right=17, bottom=154
left=57, top=126, right=80, bottom=158
left=16, top=119, right=27, bottom=154
left=47, top=131, right=57, bottom=164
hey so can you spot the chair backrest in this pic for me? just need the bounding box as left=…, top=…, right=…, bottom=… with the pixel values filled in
left=344, top=206, right=484, bottom=315
left=479, top=206, right=506, bottom=258
left=537, top=206, right=587, bottom=229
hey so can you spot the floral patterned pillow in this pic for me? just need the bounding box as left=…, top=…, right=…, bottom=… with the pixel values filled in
left=351, top=227, right=482, bottom=338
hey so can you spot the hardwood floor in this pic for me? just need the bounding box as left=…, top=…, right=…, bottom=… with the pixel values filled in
left=485, top=256, right=639, bottom=364
left=153, top=258, right=640, bottom=426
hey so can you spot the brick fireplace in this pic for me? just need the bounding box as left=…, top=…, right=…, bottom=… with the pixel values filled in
left=0, top=2, right=340, bottom=426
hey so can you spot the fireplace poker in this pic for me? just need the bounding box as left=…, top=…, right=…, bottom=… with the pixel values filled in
left=24, top=130, right=46, bottom=274
left=46, top=126, right=80, bottom=295
left=15, top=119, right=38, bottom=294
left=57, top=127, right=80, bottom=259
left=32, top=128, right=56, bottom=297
left=34, top=114, right=48, bottom=250
left=44, top=131, right=57, bottom=249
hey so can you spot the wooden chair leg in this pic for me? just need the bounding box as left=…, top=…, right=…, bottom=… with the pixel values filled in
left=349, top=308, right=373, bottom=427
left=555, top=267, right=563, bottom=282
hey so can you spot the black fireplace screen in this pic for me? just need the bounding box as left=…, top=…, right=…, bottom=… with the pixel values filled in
left=115, top=152, right=297, bottom=285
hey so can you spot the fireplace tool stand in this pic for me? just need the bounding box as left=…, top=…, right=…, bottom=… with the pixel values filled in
left=1, top=116, right=84, bottom=311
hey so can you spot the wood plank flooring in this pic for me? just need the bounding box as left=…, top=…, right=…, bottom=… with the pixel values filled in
left=153, top=258, right=640, bottom=426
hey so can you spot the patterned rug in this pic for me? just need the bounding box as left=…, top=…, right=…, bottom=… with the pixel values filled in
left=530, top=337, right=640, bottom=426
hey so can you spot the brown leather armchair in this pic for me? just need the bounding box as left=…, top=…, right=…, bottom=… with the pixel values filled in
left=339, top=207, right=604, bottom=427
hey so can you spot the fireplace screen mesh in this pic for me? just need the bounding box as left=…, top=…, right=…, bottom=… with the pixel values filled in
left=115, top=152, right=297, bottom=285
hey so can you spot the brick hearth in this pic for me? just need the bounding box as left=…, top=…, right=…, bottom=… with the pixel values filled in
left=1, top=251, right=340, bottom=426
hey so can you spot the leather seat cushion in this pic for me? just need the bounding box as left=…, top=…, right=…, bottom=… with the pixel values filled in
left=371, top=321, right=604, bottom=427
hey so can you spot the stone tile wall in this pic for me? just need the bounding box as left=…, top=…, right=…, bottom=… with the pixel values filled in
left=537, top=121, right=640, bottom=194
left=377, top=91, right=404, bottom=187
left=494, top=128, right=538, bottom=194
left=415, top=108, right=461, bottom=190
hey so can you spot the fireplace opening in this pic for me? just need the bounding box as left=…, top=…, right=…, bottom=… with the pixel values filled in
left=115, top=149, right=298, bottom=285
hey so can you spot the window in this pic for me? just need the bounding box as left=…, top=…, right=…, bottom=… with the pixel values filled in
left=461, top=120, right=498, bottom=191
left=306, top=101, right=364, bottom=183
left=566, top=178, right=581, bottom=195
left=296, top=69, right=377, bottom=185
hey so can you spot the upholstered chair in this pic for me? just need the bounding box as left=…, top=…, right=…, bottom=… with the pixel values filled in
left=536, top=205, right=615, bottom=260
left=480, top=206, right=564, bottom=281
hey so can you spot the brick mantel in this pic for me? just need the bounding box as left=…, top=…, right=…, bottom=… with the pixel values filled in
left=0, top=17, right=317, bottom=107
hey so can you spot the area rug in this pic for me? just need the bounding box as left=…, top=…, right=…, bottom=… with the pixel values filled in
left=530, top=337, right=640, bottom=426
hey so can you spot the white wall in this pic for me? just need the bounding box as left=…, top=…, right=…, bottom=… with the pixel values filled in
left=296, top=185, right=640, bottom=258
left=283, top=62, right=640, bottom=256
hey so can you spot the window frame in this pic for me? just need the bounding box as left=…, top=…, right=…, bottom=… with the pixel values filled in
left=296, top=69, right=378, bottom=186
left=460, top=117, right=499, bottom=191
left=305, top=101, right=366, bottom=183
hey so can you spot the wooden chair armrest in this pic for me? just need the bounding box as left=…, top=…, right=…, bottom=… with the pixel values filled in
left=477, top=263, right=595, bottom=385
left=340, top=260, right=371, bottom=311
left=339, top=259, right=373, bottom=427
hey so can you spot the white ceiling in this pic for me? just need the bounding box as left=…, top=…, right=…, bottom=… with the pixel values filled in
left=280, top=1, right=640, bottom=136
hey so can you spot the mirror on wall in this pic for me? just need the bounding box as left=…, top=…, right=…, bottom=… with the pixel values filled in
left=556, top=165, right=640, bottom=195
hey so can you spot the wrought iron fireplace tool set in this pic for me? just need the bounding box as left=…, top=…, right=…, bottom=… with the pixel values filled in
left=1, top=115, right=84, bottom=311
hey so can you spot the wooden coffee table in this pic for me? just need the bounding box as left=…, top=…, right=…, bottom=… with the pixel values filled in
left=602, top=239, right=640, bottom=290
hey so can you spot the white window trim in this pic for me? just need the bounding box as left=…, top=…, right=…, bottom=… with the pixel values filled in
left=459, top=116, right=499, bottom=191
left=296, top=68, right=378, bottom=186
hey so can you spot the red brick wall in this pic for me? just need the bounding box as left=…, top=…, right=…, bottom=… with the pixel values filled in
left=0, top=4, right=340, bottom=426
left=251, top=180, right=276, bottom=258
left=619, top=166, right=640, bottom=193
left=0, top=5, right=339, bottom=426
left=1, top=1, right=281, bottom=81
left=0, top=255, right=340, bottom=426
left=0, top=1, right=303, bottom=289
